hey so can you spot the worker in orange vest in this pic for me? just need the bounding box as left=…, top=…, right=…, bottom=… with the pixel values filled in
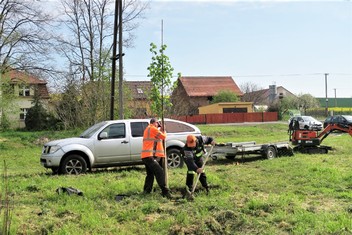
left=141, top=118, right=172, bottom=199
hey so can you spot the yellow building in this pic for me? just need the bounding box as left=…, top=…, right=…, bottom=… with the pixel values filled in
left=198, top=102, right=253, bottom=114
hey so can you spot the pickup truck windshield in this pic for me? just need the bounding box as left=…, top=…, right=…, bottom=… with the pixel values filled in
left=80, top=121, right=107, bottom=138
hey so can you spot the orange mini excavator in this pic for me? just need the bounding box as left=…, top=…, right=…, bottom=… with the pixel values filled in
left=288, top=121, right=352, bottom=154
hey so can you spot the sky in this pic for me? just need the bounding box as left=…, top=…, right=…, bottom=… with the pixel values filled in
left=122, top=0, right=352, bottom=98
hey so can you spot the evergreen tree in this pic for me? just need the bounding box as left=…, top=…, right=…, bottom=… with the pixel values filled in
left=25, top=86, right=48, bottom=130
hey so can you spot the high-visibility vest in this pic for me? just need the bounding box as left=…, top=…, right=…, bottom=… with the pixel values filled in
left=141, top=124, right=166, bottom=158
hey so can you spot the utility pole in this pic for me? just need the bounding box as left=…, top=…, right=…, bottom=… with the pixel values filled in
left=325, top=73, right=329, bottom=117
left=334, top=88, right=337, bottom=107
left=118, top=0, right=124, bottom=119
left=110, top=0, right=119, bottom=120
left=110, top=0, right=124, bottom=120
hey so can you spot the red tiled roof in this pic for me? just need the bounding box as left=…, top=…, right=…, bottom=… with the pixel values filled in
left=6, top=70, right=47, bottom=84
left=179, top=76, right=243, bottom=97
left=5, top=69, right=49, bottom=98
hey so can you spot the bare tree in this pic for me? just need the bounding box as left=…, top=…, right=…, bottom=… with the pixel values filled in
left=0, top=0, right=55, bottom=74
left=53, top=0, right=148, bottom=126
left=56, top=0, right=147, bottom=81
left=0, top=0, right=57, bottom=129
left=240, top=82, right=266, bottom=105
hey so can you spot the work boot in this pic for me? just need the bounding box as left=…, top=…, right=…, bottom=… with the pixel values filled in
left=162, top=191, right=173, bottom=199
left=204, top=186, right=210, bottom=195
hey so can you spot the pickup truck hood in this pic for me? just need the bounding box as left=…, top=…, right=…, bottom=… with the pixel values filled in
left=46, top=137, right=91, bottom=146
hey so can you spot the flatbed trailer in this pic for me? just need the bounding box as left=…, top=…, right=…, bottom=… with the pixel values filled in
left=207, top=141, right=293, bottom=160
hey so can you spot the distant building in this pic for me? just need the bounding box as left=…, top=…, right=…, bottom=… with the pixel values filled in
left=124, top=81, right=152, bottom=118
left=171, top=76, right=243, bottom=115
left=242, top=85, right=296, bottom=107
left=198, top=102, right=253, bottom=114
left=0, top=69, right=50, bottom=128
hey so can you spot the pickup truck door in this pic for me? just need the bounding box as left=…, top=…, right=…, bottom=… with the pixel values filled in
left=94, top=123, right=131, bottom=163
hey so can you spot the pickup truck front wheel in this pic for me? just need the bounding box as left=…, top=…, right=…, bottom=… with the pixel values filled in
left=167, top=148, right=184, bottom=168
left=60, top=154, right=87, bottom=175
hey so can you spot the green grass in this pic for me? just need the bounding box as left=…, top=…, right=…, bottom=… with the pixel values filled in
left=1, top=123, right=352, bottom=234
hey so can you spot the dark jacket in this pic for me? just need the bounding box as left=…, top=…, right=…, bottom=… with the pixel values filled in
left=181, top=136, right=214, bottom=172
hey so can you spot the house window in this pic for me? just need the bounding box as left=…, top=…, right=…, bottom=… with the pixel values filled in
left=137, top=88, right=143, bottom=94
left=19, top=85, right=31, bottom=96
left=20, top=108, right=29, bottom=120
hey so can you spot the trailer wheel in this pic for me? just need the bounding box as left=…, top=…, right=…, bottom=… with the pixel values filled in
left=264, top=146, right=277, bottom=159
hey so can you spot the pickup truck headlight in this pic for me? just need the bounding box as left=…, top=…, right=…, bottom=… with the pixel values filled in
left=43, top=145, right=61, bottom=154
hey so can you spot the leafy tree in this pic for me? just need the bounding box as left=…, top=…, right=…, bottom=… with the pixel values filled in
left=271, top=93, right=320, bottom=120
left=211, top=90, right=239, bottom=104
left=54, top=80, right=82, bottom=129
left=147, top=43, right=177, bottom=117
left=297, top=93, right=320, bottom=115
left=0, top=78, right=17, bottom=130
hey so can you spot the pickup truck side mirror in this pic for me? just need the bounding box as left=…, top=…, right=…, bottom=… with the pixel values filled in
left=99, top=132, right=108, bottom=140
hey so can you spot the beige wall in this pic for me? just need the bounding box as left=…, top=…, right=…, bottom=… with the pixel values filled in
left=4, top=84, right=49, bottom=129
left=199, top=102, right=254, bottom=114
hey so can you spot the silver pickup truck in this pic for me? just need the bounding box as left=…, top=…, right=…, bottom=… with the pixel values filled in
left=40, top=118, right=201, bottom=174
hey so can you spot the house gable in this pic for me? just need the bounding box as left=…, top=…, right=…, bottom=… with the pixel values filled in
left=125, top=81, right=151, bottom=100
left=242, top=85, right=296, bottom=105
left=124, top=81, right=152, bottom=118
left=171, top=76, right=243, bottom=115
left=6, top=70, right=49, bottom=99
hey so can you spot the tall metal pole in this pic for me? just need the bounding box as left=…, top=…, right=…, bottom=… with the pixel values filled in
left=161, top=19, right=164, bottom=123
left=325, top=73, right=329, bottom=117
left=118, top=0, right=124, bottom=119
left=110, top=0, right=119, bottom=120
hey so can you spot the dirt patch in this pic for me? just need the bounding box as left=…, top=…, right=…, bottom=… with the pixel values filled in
left=34, top=137, right=49, bottom=145
left=169, top=224, right=200, bottom=235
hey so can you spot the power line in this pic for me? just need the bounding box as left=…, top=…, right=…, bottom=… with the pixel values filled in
left=124, top=72, right=352, bottom=79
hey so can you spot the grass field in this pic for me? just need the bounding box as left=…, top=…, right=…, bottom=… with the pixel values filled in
left=1, top=123, right=352, bottom=234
